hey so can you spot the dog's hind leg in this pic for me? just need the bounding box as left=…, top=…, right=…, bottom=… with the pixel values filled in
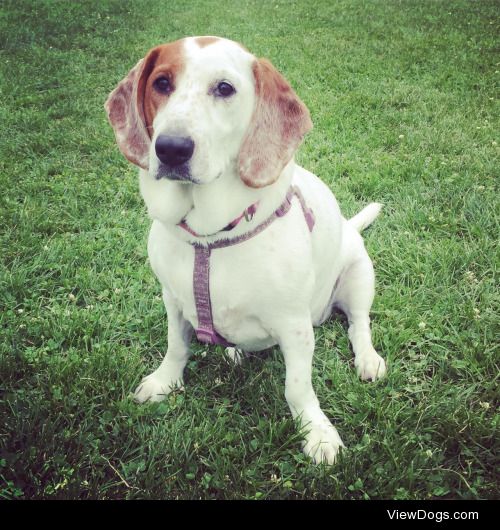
left=334, top=250, right=387, bottom=382
left=224, top=347, right=247, bottom=365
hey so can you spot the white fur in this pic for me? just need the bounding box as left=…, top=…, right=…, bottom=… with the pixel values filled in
left=133, top=37, right=387, bottom=464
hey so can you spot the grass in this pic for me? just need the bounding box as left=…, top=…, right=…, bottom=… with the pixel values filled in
left=0, top=0, right=498, bottom=500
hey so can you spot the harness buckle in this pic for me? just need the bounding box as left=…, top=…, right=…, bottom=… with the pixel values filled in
left=244, top=204, right=257, bottom=222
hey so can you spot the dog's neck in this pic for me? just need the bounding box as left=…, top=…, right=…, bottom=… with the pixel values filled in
left=139, top=162, right=294, bottom=240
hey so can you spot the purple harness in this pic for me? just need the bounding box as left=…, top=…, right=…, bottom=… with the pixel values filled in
left=183, top=186, right=315, bottom=347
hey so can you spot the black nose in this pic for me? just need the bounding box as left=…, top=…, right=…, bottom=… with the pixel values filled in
left=155, top=135, right=194, bottom=167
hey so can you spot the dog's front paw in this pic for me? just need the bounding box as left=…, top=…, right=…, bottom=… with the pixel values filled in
left=355, top=350, right=387, bottom=381
left=133, top=371, right=181, bottom=403
left=302, top=422, right=345, bottom=465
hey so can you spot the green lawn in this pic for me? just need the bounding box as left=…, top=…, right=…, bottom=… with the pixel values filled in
left=0, top=0, right=498, bottom=499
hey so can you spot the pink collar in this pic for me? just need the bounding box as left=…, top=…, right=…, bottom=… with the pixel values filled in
left=177, top=202, right=260, bottom=238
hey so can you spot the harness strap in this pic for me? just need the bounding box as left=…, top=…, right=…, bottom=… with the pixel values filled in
left=192, top=186, right=314, bottom=346
left=193, top=246, right=235, bottom=346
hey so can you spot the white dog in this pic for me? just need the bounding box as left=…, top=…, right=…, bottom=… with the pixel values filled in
left=105, top=36, right=386, bottom=464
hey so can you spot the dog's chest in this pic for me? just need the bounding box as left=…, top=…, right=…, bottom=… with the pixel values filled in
left=147, top=221, right=297, bottom=349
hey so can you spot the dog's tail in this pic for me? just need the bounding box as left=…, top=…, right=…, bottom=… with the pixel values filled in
left=348, top=203, right=383, bottom=232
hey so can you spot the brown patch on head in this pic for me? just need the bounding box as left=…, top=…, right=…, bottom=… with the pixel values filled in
left=195, top=36, right=220, bottom=48
left=238, top=58, right=312, bottom=188
left=196, top=36, right=250, bottom=53
left=143, top=40, right=185, bottom=131
left=105, top=39, right=186, bottom=169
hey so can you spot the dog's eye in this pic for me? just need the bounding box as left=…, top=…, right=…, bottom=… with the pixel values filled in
left=153, top=77, right=172, bottom=94
left=214, top=81, right=236, bottom=98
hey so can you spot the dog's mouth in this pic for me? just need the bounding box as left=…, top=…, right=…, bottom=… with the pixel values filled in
left=154, top=165, right=222, bottom=185
left=155, top=163, right=199, bottom=184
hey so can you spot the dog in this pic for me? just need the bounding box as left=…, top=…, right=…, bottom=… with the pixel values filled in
left=105, top=36, right=387, bottom=464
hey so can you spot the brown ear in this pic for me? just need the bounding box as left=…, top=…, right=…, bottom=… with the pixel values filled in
left=238, top=58, right=312, bottom=188
left=104, top=50, right=159, bottom=169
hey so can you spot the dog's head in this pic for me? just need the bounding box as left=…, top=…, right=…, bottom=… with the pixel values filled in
left=105, top=37, right=312, bottom=188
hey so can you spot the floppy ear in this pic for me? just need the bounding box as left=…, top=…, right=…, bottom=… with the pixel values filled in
left=238, top=58, right=313, bottom=188
left=104, top=50, right=159, bottom=169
